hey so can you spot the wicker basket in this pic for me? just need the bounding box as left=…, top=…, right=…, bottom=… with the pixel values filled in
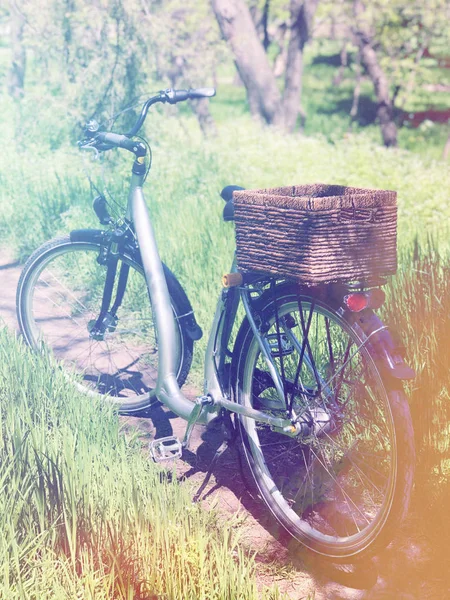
left=233, top=184, right=397, bottom=285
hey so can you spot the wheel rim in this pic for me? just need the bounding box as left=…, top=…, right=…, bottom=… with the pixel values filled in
left=20, top=242, right=185, bottom=404
left=240, top=296, right=397, bottom=555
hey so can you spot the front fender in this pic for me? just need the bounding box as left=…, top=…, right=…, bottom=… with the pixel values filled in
left=70, top=228, right=107, bottom=245
left=350, top=310, right=415, bottom=380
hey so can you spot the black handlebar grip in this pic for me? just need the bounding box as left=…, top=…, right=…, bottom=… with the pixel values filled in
left=188, top=88, right=216, bottom=99
left=165, top=88, right=216, bottom=104
left=96, top=132, right=138, bottom=152
left=165, top=89, right=189, bottom=104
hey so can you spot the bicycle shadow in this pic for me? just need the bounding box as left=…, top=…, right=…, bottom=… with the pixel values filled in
left=125, top=402, right=381, bottom=596
left=124, top=404, right=440, bottom=598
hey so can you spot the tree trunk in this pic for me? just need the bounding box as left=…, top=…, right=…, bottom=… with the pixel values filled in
left=261, top=0, right=270, bottom=51
left=211, top=0, right=318, bottom=132
left=248, top=0, right=270, bottom=50
left=352, top=0, right=397, bottom=147
left=62, top=0, right=75, bottom=83
left=276, top=0, right=318, bottom=132
left=7, top=1, right=26, bottom=100
left=190, top=98, right=217, bottom=137
left=332, top=43, right=348, bottom=86
left=211, top=0, right=281, bottom=123
left=350, top=49, right=361, bottom=120
left=272, top=23, right=288, bottom=77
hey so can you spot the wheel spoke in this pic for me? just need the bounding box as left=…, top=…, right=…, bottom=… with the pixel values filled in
left=19, top=240, right=187, bottom=404
left=238, top=290, right=404, bottom=557
left=288, top=298, right=316, bottom=414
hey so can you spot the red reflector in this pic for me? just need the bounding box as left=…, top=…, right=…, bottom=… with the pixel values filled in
left=345, top=293, right=369, bottom=312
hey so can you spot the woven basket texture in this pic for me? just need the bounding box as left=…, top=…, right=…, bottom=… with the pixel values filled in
left=233, top=184, right=397, bottom=285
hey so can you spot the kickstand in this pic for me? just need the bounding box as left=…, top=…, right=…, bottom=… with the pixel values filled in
left=193, top=411, right=236, bottom=503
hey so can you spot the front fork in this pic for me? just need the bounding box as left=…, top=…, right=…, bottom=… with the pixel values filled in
left=88, top=236, right=130, bottom=340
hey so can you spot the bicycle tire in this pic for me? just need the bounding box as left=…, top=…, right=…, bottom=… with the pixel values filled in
left=17, top=236, right=193, bottom=413
left=233, top=285, right=414, bottom=561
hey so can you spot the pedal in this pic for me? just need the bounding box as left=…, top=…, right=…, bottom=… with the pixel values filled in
left=149, top=436, right=183, bottom=462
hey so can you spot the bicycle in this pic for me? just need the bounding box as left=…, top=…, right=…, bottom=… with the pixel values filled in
left=16, top=87, right=415, bottom=562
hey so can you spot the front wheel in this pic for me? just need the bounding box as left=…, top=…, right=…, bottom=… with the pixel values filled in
left=233, top=286, right=414, bottom=561
left=17, top=236, right=193, bottom=413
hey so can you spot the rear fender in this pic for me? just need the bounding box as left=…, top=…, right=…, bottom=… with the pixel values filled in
left=350, top=310, right=415, bottom=380
left=239, top=281, right=414, bottom=381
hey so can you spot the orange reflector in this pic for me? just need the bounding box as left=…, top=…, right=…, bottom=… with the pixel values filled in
left=222, top=272, right=243, bottom=288
left=345, top=293, right=369, bottom=312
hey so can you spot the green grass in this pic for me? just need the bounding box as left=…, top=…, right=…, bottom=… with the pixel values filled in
left=1, top=101, right=449, bottom=381
left=385, top=240, right=450, bottom=473
left=0, top=328, right=287, bottom=599
left=382, top=241, right=450, bottom=569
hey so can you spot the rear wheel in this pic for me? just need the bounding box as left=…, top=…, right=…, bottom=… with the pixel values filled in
left=233, top=286, right=414, bottom=561
left=17, top=236, right=193, bottom=413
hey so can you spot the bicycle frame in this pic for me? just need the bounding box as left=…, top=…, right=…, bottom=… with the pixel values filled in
left=127, top=170, right=295, bottom=431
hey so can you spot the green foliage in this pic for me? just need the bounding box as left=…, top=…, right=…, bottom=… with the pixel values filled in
left=0, top=328, right=285, bottom=599
left=319, top=0, right=450, bottom=111
left=1, top=0, right=225, bottom=143
left=2, top=0, right=449, bottom=152
left=144, top=0, right=227, bottom=87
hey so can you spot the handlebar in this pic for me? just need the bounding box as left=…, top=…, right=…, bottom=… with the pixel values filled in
left=80, top=87, right=216, bottom=152
left=126, top=87, right=215, bottom=137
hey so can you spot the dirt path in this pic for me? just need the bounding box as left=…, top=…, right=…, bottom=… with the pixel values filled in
left=0, top=252, right=21, bottom=330
left=0, top=248, right=440, bottom=599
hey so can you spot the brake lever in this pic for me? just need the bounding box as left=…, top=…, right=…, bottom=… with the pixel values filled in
left=96, top=142, right=115, bottom=152
left=77, top=119, right=102, bottom=152
left=78, top=137, right=115, bottom=156
left=78, top=138, right=100, bottom=159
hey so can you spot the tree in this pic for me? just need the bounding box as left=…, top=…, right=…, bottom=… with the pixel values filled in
left=352, top=0, right=397, bottom=146
left=143, top=0, right=223, bottom=136
left=211, top=0, right=319, bottom=132
left=6, top=0, right=223, bottom=139
left=282, top=0, right=319, bottom=131
left=320, top=0, right=450, bottom=147
left=7, top=0, right=26, bottom=100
